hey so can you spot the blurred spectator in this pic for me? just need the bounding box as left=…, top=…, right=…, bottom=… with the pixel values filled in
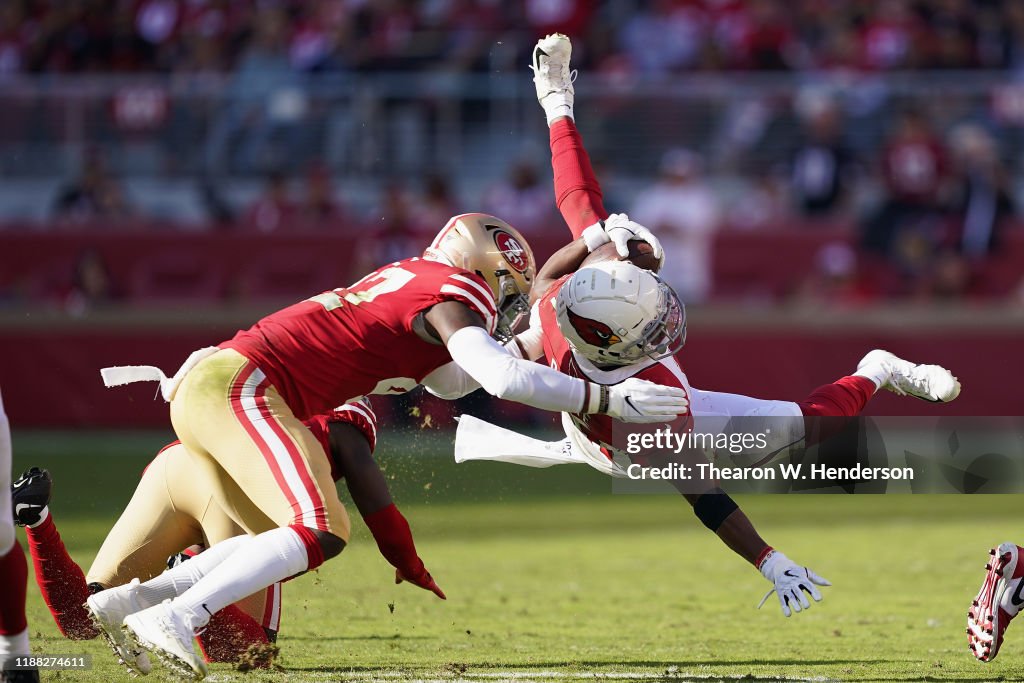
left=52, top=152, right=134, bottom=222
left=862, top=110, right=948, bottom=255
left=788, top=98, right=855, bottom=216
left=630, top=149, right=721, bottom=303
left=794, top=242, right=876, bottom=308
left=242, top=171, right=297, bottom=233
left=62, top=249, right=118, bottom=316
left=414, top=173, right=457, bottom=233
left=619, top=0, right=705, bottom=74
left=356, top=183, right=425, bottom=273
left=947, top=124, right=1013, bottom=257
left=298, top=163, right=345, bottom=228
left=483, top=161, right=556, bottom=234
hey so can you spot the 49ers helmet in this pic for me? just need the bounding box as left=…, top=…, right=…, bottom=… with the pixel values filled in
left=423, top=213, right=536, bottom=342
left=556, top=260, right=686, bottom=367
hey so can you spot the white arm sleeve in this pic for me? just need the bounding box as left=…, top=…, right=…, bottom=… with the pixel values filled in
left=422, top=328, right=542, bottom=400
left=444, top=326, right=586, bottom=413
left=422, top=361, right=482, bottom=400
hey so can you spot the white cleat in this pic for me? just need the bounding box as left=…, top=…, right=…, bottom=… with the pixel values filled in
left=122, top=601, right=207, bottom=681
left=531, top=33, right=575, bottom=116
left=858, top=349, right=961, bottom=402
left=84, top=578, right=153, bottom=675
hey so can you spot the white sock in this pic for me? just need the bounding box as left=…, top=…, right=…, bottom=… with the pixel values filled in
left=135, top=535, right=250, bottom=608
left=544, top=98, right=574, bottom=126
left=0, top=628, right=30, bottom=661
left=27, top=507, right=49, bottom=529
left=853, top=363, right=887, bottom=391
left=172, top=527, right=310, bottom=629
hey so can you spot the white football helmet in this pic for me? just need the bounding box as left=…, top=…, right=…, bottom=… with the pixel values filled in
left=555, top=261, right=686, bottom=367
left=423, top=213, right=536, bottom=342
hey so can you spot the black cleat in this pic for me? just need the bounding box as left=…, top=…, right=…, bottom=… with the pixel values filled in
left=11, top=467, right=51, bottom=527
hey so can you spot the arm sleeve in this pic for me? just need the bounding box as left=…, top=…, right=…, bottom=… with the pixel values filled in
left=445, top=326, right=587, bottom=413
left=363, top=503, right=425, bottom=578
left=422, top=326, right=544, bottom=400
left=550, top=117, right=610, bottom=238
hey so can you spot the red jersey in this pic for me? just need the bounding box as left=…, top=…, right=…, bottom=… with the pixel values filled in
left=223, top=257, right=497, bottom=419
left=535, top=275, right=692, bottom=456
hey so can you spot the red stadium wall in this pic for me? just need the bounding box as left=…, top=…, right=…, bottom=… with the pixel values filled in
left=0, top=228, right=1020, bottom=427
left=0, top=324, right=1016, bottom=428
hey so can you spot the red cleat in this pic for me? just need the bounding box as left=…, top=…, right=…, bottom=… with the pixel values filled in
left=968, top=542, right=1024, bottom=662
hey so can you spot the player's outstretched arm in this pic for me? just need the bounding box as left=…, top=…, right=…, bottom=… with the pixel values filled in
left=424, top=302, right=687, bottom=423
left=329, top=422, right=445, bottom=599
left=653, top=452, right=830, bottom=617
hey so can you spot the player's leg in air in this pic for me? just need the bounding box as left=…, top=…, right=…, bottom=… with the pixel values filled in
left=967, top=542, right=1024, bottom=662
left=16, top=444, right=280, bottom=675
left=531, top=32, right=961, bottom=432
left=0, top=389, right=38, bottom=683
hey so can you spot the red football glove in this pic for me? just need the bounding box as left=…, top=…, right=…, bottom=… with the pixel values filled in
left=395, top=567, right=446, bottom=600
left=364, top=504, right=445, bottom=600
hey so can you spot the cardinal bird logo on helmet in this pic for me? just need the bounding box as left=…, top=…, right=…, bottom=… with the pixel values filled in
left=493, top=230, right=528, bottom=273
left=566, top=308, right=621, bottom=348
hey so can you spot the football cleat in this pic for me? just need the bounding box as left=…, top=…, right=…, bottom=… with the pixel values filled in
left=11, top=467, right=51, bottom=527
left=857, top=349, right=961, bottom=403
left=530, top=33, right=575, bottom=119
left=968, top=542, right=1024, bottom=662
left=123, top=601, right=207, bottom=681
left=85, top=579, right=153, bottom=675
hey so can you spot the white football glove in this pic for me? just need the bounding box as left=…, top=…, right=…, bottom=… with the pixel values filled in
left=603, top=377, right=688, bottom=423
left=581, top=213, right=664, bottom=263
left=757, top=549, right=831, bottom=617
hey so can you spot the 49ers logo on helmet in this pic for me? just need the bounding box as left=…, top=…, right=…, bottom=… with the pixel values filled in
left=494, top=230, right=528, bottom=273
left=566, top=308, right=621, bottom=348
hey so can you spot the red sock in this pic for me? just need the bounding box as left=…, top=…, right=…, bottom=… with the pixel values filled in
left=550, top=118, right=609, bottom=238
left=797, top=376, right=876, bottom=418
left=0, top=541, right=28, bottom=637
left=196, top=604, right=270, bottom=664
left=25, top=514, right=97, bottom=639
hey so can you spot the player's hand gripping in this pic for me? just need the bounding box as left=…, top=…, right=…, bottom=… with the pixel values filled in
left=581, top=213, right=664, bottom=263
left=757, top=549, right=831, bottom=617
left=602, top=377, right=688, bottom=423
left=396, top=566, right=447, bottom=600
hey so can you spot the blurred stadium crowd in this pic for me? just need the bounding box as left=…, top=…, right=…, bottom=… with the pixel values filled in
left=1, top=0, right=1024, bottom=310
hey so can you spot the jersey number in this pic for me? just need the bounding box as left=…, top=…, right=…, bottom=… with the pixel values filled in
left=308, top=267, right=416, bottom=311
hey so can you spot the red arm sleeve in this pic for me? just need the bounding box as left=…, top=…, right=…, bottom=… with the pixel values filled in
left=362, top=503, right=425, bottom=578
left=549, top=118, right=610, bottom=238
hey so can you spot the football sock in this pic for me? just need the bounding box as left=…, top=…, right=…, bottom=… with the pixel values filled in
left=853, top=361, right=887, bottom=389
left=196, top=604, right=269, bottom=664
left=135, top=534, right=249, bottom=608
left=173, top=527, right=310, bottom=629
left=24, top=512, right=97, bottom=639
left=0, top=541, right=29, bottom=655
left=797, top=376, right=876, bottom=418
left=550, top=118, right=608, bottom=239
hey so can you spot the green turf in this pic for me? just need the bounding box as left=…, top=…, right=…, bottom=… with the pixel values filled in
left=11, top=429, right=1024, bottom=682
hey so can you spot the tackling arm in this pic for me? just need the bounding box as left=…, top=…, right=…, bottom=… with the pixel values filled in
left=423, top=302, right=687, bottom=422
left=329, top=422, right=445, bottom=599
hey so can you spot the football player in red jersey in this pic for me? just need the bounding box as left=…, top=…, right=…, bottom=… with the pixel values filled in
left=94, top=213, right=688, bottom=679
left=454, top=32, right=962, bottom=618
left=0, top=388, right=39, bottom=683
left=13, top=400, right=439, bottom=674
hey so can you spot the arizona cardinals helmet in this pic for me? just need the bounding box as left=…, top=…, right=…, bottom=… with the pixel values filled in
left=423, top=213, right=536, bottom=342
left=555, top=260, right=686, bottom=367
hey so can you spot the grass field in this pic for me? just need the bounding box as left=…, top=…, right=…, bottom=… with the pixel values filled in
left=11, top=428, right=1024, bottom=682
